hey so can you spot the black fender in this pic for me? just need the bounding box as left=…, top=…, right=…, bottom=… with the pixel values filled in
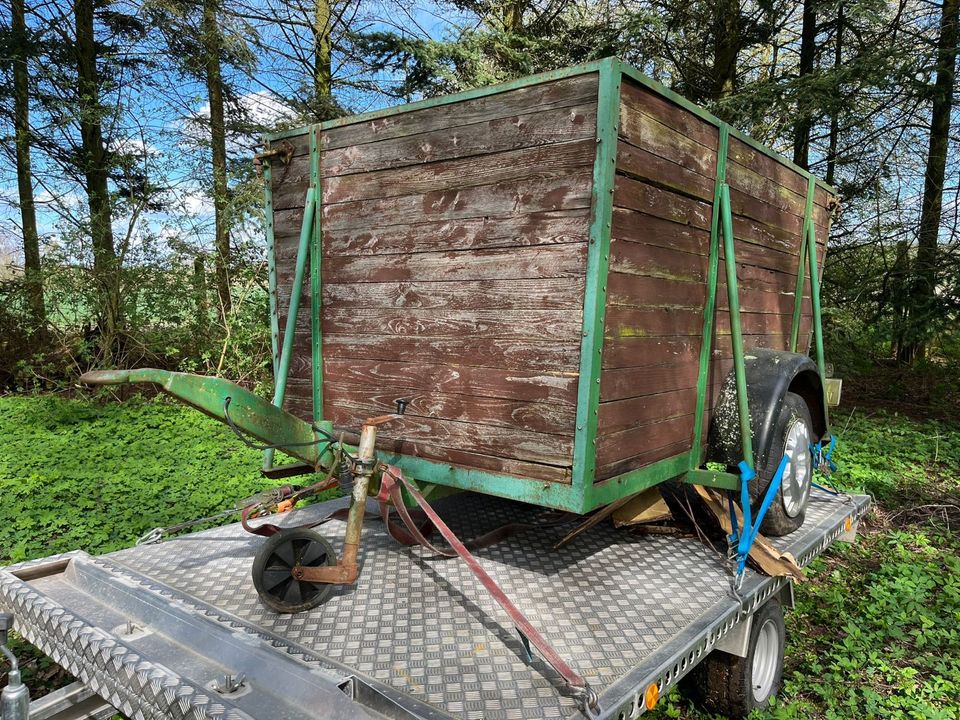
left=707, top=349, right=827, bottom=474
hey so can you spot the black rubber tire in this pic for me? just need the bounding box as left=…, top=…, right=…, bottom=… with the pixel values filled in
left=679, top=598, right=786, bottom=717
left=751, top=392, right=814, bottom=537
left=252, top=528, right=336, bottom=613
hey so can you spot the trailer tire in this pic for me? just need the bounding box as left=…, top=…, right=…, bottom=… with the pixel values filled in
left=679, top=598, right=785, bottom=717
left=751, top=392, right=814, bottom=536
left=252, top=528, right=336, bottom=613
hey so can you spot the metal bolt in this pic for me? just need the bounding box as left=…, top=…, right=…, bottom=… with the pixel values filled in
left=216, top=673, right=247, bottom=694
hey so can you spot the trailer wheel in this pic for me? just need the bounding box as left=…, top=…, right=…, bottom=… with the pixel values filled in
left=751, top=392, right=814, bottom=536
left=252, top=528, right=336, bottom=613
left=679, top=599, right=785, bottom=717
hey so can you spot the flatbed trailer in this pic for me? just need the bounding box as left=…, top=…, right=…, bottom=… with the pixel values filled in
left=1, top=487, right=867, bottom=720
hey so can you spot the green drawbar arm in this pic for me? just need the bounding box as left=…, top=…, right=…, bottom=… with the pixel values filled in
left=79, top=368, right=334, bottom=469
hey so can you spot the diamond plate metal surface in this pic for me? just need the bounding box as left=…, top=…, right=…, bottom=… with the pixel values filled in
left=90, top=488, right=863, bottom=720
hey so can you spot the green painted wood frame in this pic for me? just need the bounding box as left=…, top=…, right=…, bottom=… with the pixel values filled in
left=260, top=58, right=833, bottom=512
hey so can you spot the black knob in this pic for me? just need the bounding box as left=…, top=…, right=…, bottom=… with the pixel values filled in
left=395, top=399, right=409, bottom=415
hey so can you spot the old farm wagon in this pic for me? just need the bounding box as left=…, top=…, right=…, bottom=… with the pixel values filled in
left=1, top=58, right=866, bottom=720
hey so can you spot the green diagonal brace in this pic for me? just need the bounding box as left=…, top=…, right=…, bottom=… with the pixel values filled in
left=720, top=183, right=754, bottom=468
left=690, top=123, right=730, bottom=468
left=790, top=177, right=816, bottom=352
left=264, top=186, right=317, bottom=470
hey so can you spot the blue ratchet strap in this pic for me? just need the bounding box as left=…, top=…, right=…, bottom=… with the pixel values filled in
left=730, top=455, right=790, bottom=578
left=810, top=435, right=837, bottom=474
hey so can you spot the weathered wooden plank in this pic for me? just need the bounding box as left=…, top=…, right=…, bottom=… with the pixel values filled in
left=606, top=272, right=809, bottom=316
left=598, top=387, right=698, bottom=435
left=286, top=394, right=574, bottom=482
left=609, top=232, right=810, bottom=292
left=601, top=360, right=705, bottom=402
left=727, top=136, right=833, bottom=210
left=320, top=308, right=581, bottom=342
left=325, top=383, right=576, bottom=436
left=613, top=176, right=823, bottom=256
left=319, top=334, right=581, bottom=372
left=320, top=73, right=599, bottom=151
left=614, top=174, right=713, bottom=233
left=321, top=209, right=590, bottom=257
left=620, top=81, right=719, bottom=151
left=320, top=106, right=597, bottom=179
left=318, top=140, right=595, bottom=206
left=603, top=331, right=805, bottom=370
left=308, top=243, right=589, bottom=283
left=322, top=358, right=579, bottom=405
left=596, top=413, right=696, bottom=470
left=596, top=438, right=692, bottom=481
left=616, top=141, right=715, bottom=202
left=617, top=86, right=831, bottom=230
left=321, top=172, right=594, bottom=231
left=605, top=306, right=811, bottom=339
left=324, top=401, right=573, bottom=466
left=322, top=278, right=585, bottom=311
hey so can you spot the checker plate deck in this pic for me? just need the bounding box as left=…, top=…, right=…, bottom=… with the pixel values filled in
left=1, top=488, right=868, bottom=720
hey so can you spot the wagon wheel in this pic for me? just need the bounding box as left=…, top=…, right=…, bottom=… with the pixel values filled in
left=252, top=528, right=336, bottom=613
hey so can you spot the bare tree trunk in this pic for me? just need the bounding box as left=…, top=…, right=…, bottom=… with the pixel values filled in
left=12, top=0, right=46, bottom=337
left=502, top=0, right=526, bottom=31
left=202, top=0, right=231, bottom=320
left=826, top=2, right=843, bottom=185
left=314, top=0, right=332, bottom=110
left=76, top=0, right=120, bottom=361
left=906, top=0, right=959, bottom=362
left=793, top=0, right=817, bottom=168
left=193, top=254, right=209, bottom=336
left=711, top=0, right=740, bottom=99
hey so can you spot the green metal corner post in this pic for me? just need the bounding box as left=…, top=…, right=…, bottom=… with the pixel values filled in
left=571, top=58, right=621, bottom=505
left=310, top=126, right=323, bottom=422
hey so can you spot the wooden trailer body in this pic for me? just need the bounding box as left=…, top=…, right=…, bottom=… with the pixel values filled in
left=262, top=58, right=836, bottom=514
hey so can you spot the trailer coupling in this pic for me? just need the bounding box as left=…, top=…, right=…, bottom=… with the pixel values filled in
left=79, top=368, right=334, bottom=470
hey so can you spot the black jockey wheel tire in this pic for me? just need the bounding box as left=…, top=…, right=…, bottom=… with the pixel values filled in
left=750, top=392, right=815, bottom=537
left=252, top=527, right=337, bottom=613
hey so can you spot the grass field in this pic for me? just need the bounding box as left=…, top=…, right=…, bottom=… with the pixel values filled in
left=1, top=394, right=958, bottom=718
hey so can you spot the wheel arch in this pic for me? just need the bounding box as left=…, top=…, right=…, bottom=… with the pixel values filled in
left=707, top=349, right=826, bottom=472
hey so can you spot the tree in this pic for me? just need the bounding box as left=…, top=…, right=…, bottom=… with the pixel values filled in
left=10, top=0, right=45, bottom=336
left=202, top=0, right=232, bottom=320
left=75, top=0, right=121, bottom=360
left=793, top=0, right=818, bottom=167
left=904, top=0, right=959, bottom=362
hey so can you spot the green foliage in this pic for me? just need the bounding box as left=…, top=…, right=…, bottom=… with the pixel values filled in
left=0, top=394, right=281, bottom=564
left=831, top=409, right=960, bottom=503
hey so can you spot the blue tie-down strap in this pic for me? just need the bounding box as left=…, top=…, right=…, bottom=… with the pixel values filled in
left=810, top=435, right=838, bottom=476
left=728, top=455, right=790, bottom=584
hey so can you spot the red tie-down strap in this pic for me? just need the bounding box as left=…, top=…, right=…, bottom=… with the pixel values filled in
left=377, top=464, right=601, bottom=717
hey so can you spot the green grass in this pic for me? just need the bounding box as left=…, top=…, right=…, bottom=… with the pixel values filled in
left=1, top=395, right=958, bottom=718
left=0, top=394, right=284, bottom=564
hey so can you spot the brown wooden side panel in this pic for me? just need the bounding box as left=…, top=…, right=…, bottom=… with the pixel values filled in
left=595, top=77, right=833, bottom=481
left=268, top=73, right=600, bottom=483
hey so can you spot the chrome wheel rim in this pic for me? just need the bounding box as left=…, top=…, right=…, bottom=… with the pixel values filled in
left=752, top=618, right=780, bottom=703
left=781, top=419, right=812, bottom=518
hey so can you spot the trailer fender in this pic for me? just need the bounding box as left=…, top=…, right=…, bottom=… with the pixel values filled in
left=707, top=349, right=827, bottom=472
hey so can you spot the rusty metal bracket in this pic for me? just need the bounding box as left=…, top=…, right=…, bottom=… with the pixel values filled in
left=253, top=140, right=294, bottom=176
